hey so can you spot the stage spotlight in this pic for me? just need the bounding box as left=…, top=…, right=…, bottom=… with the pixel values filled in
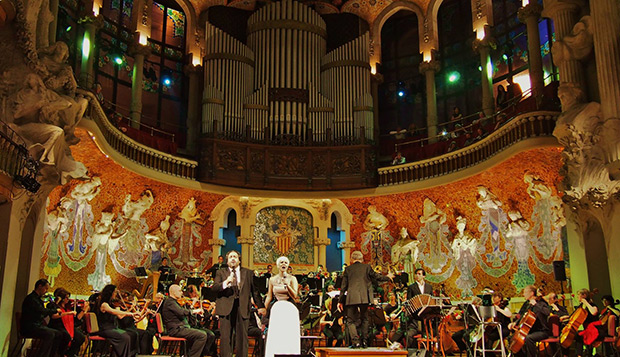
left=398, top=90, right=405, bottom=97
left=163, top=77, right=172, bottom=86
left=114, top=56, right=123, bottom=65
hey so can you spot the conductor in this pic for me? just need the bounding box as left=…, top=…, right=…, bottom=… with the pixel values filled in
left=338, top=251, right=393, bottom=348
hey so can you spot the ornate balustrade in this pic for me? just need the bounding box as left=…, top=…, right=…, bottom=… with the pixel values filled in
left=198, top=136, right=376, bottom=190
left=79, top=90, right=198, bottom=180
left=377, top=111, right=560, bottom=186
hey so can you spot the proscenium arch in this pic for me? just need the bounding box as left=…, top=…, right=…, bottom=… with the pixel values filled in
left=371, top=1, right=425, bottom=68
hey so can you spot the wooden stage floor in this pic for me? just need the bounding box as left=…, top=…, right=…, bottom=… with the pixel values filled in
left=314, top=347, right=408, bottom=356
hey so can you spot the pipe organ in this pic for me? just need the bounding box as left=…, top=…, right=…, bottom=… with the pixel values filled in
left=201, top=0, right=373, bottom=145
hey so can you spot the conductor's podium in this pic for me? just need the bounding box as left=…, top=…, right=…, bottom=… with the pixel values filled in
left=315, top=347, right=408, bottom=357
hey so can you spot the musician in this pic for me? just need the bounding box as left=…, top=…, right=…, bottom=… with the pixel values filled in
left=95, top=284, right=139, bottom=357
left=158, top=257, right=172, bottom=274
left=508, top=285, right=550, bottom=357
left=213, top=250, right=266, bottom=357
left=46, top=287, right=87, bottom=357
left=407, top=268, right=433, bottom=298
left=572, top=288, right=600, bottom=356
left=545, top=292, right=568, bottom=318
left=142, top=293, right=165, bottom=355
left=158, top=257, right=174, bottom=292
left=20, top=279, right=64, bottom=357
left=452, top=296, right=482, bottom=353
left=161, top=284, right=209, bottom=357
left=487, top=291, right=512, bottom=346
left=206, top=255, right=228, bottom=275
left=338, top=250, right=393, bottom=349
left=320, top=298, right=345, bottom=347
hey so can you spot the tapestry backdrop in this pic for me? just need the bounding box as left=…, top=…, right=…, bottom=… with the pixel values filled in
left=41, top=128, right=567, bottom=299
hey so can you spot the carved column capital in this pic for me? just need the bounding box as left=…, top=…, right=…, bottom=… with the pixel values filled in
left=78, top=14, right=104, bottom=30
left=315, top=237, right=331, bottom=246
left=518, top=3, right=543, bottom=23
left=337, top=241, right=356, bottom=249
left=371, top=72, right=384, bottom=84
left=472, top=36, right=497, bottom=53
left=184, top=64, right=202, bottom=76
left=237, top=236, right=255, bottom=245
left=419, top=59, right=441, bottom=74
left=128, top=42, right=152, bottom=58
left=209, top=238, right=226, bottom=246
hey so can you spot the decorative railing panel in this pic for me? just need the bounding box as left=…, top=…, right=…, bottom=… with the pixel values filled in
left=198, top=137, right=376, bottom=190
left=377, top=112, right=559, bottom=186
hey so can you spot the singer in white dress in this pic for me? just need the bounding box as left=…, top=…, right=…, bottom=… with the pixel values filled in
left=264, top=256, right=301, bottom=357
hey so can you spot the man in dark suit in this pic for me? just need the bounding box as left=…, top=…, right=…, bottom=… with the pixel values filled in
left=338, top=251, right=393, bottom=348
left=407, top=268, right=433, bottom=298
left=213, top=250, right=265, bottom=357
left=20, top=279, right=64, bottom=357
left=161, top=284, right=209, bottom=357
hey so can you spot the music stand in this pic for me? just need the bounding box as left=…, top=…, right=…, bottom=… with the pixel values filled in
left=202, top=287, right=217, bottom=302
left=187, top=277, right=203, bottom=288
left=134, top=267, right=148, bottom=277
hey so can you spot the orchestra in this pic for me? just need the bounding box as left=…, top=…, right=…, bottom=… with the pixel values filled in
left=19, top=255, right=620, bottom=357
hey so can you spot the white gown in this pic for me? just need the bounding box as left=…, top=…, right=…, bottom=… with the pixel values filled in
left=264, top=285, right=301, bottom=357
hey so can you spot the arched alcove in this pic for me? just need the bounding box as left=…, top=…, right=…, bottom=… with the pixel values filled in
left=583, top=218, right=612, bottom=295
left=326, top=212, right=344, bottom=272
left=221, top=209, right=241, bottom=255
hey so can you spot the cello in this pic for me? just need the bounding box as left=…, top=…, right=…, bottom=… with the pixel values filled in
left=509, top=310, right=537, bottom=353
left=559, top=306, right=588, bottom=348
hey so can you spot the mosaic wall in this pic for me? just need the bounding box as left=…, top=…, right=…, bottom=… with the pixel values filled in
left=253, top=206, right=315, bottom=265
left=40, top=128, right=567, bottom=299
left=340, top=147, right=568, bottom=298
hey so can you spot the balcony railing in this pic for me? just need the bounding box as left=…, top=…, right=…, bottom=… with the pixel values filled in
left=79, top=89, right=198, bottom=180
left=0, top=120, right=40, bottom=194
left=377, top=111, right=559, bottom=186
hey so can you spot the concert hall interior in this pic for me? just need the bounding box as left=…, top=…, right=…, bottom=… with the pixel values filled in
left=1, top=0, right=620, bottom=355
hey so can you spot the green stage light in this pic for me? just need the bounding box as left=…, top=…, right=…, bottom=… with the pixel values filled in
left=114, top=56, right=123, bottom=65
left=66, top=25, right=72, bottom=32
left=447, top=71, right=460, bottom=83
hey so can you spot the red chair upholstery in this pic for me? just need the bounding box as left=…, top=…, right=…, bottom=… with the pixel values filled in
left=84, top=312, right=112, bottom=356
left=602, top=315, right=618, bottom=356
left=155, top=313, right=188, bottom=356
left=538, top=315, right=561, bottom=356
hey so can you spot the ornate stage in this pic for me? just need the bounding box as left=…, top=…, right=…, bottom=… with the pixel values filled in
left=314, top=347, right=409, bottom=356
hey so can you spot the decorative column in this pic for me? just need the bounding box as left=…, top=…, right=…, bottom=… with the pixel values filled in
left=208, top=237, right=226, bottom=267
left=315, top=236, right=330, bottom=269
left=49, top=0, right=59, bottom=44
left=128, top=42, right=151, bottom=128
left=371, top=72, right=383, bottom=143
left=337, top=240, right=356, bottom=266
left=419, top=58, right=441, bottom=140
left=184, top=64, right=202, bottom=154
left=473, top=31, right=497, bottom=117
left=237, top=236, right=255, bottom=268
left=542, top=1, right=586, bottom=107
left=590, top=0, right=620, bottom=122
left=77, top=15, right=103, bottom=89
left=518, top=3, right=544, bottom=106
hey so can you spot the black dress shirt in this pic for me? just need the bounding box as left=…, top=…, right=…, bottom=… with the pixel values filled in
left=20, top=291, right=57, bottom=333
